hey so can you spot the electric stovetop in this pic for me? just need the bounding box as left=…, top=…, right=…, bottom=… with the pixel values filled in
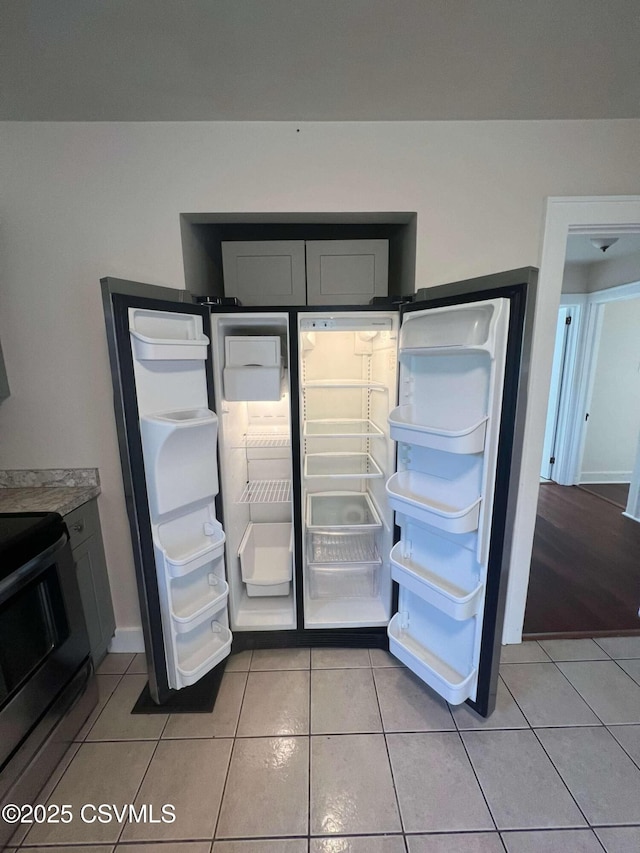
left=0, top=512, right=66, bottom=581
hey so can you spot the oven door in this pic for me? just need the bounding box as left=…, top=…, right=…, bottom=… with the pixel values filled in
left=0, top=531, right=90, bottom=769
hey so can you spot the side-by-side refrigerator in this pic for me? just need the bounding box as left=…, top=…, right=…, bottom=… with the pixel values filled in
left=103, top=268, right=535, bottom=717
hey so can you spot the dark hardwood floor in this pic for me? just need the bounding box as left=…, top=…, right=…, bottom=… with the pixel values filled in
left=523, top=483, right=640, bottom=638
left=577, top=482, right=630, bottom=509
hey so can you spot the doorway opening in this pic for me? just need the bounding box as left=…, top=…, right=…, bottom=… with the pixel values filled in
left=524, top=233, right=640, bottom=637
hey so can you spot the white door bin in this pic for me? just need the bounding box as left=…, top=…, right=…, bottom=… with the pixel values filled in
left=239, top=522, right=293, bottom=597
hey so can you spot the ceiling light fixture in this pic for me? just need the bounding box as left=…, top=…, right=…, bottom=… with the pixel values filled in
left=589, top=236, right=619, bottom=253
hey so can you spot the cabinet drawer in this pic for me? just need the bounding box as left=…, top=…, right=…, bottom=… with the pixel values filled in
left=65, top=501, right=99, bottom=550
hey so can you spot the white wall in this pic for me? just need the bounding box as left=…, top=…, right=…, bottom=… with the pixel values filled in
left=1, top=120, right=639, bottom=640
left=581, top=297, right=640, bottom=482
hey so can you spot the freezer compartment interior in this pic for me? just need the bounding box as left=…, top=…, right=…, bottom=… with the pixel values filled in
left=212, top=313, right=296, bottom=631
left=299, top=312, right=398, bottom=629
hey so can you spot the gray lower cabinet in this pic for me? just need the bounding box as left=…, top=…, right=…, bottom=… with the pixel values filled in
left=65, top=500, right=116, bottom=665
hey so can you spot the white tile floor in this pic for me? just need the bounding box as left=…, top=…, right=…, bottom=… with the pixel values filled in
left=7, top=639, right=640, bottom=852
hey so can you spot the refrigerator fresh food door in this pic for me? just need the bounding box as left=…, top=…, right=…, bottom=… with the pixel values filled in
left=388, top=284, right=526, bottom=718
left=108, top=288, right=231, bottom=701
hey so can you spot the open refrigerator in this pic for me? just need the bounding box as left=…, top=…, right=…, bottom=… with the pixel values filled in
left=104, top=269, right=532, bottom=717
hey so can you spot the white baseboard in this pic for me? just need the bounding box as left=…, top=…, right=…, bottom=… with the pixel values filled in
left=579, top=471, right=632, bottom=484
left=108, top=627, right=145, bottom=654
left=622, top=511, right=640, bottom=524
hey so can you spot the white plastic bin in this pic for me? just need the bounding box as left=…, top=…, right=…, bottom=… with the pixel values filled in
left=223, top=366, right=283, bottom=401
left=129, top=309, right=209, bottom=360
left=225, top=335, right=281, bottom=367
left=238, top=522, right=293, bottom=597
left=140, top=409, right=219, bottom=517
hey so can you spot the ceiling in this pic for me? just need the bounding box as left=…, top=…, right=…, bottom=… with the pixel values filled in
left=565, top=234, right=640, bottom=265
left=2, top=0, right=639, bottom=122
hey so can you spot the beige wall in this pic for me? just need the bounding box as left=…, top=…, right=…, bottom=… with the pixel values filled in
left=1, top=120, right=639, bottom=640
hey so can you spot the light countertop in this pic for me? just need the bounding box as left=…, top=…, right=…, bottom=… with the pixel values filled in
left=0, top=468, right=101, bottom=516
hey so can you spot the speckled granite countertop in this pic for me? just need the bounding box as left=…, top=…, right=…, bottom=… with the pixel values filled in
left=0, top=469, right=101, bottom=516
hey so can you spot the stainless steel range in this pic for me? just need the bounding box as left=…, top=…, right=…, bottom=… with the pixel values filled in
left=0, top=512, right=97, bottom=848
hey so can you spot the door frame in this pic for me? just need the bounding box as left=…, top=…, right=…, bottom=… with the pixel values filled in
left=502, top=196, right=640, bottom=644
left=540, top=302, right=580, bottom=482
left=565, top=280, right=640, bottom=486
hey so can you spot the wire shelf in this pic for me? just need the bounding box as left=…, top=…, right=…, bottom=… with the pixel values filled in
left=238, top=479, right=291, bottom=504
left=244, top=433, right=291, bottom=448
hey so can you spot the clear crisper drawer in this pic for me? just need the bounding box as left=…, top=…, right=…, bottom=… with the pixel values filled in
left=309, top=563, right=379, bottom=599
left=306, top=492, right=382, bottom=530
left=307, top=530, right=379, bottom=564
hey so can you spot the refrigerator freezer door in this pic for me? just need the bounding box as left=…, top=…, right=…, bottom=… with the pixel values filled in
left=388, top=295, right=514, bottom=715
left=109, top=290, right=231, bottom=700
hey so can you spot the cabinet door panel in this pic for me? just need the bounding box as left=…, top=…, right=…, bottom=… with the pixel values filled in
left=222, top=240, right=306, bottom=305
left=306, top=239, right=388, bottom=305
left=73, top=537, right=106, bottom=659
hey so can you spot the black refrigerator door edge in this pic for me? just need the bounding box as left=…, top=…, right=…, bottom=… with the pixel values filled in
left=109, top=289, right=215, bottom=706
left=287, top=309, right=306, bottom=629
left=231, top=627, right=388, bottom=653
left=398, top=271, right=534, bottom=717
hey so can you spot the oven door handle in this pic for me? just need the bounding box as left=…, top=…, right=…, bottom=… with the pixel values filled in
left=0, top=532, right=69, bottom=605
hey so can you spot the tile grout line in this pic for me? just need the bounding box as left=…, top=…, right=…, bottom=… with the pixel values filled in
left=78, top=669, right=127, bottom=743
left=210, top=664, right=252, bottom=842
left=456, top=728, right=500, bottom=835
left=605, top=725, right=640, bottom=774
left=528, top=725, right=595, bottom=830
left=114, top=734, right=163, bottom=846
left=495, top=671, right=530, bottom=727
left=550, top=659, right=609, bottom=726
left=372, top=663, right=416, bottom=843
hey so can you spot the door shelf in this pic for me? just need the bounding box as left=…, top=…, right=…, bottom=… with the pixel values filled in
left=302, top=380, right=387, bottom=391
left=390, top=542, right=483, bottom=620
left=306, top=492, right=382, bottom=531
left=386, top=472, right=481, bottom=533
left=239, top=522, right=293, bottom=597
left=307, top=530, right=379, bottom=565
left=170, top=580, right=229, bottom=634
left=175, top=621, right=232, bottom=688
left=304, top=419, right=384, bottom=438
left=129, top=309, right=209, bottom=361
left=308, top=563, right=379, bottom=600
left=387, top=613, right=476, bottom=705
left=141, top=409, right=219, bottom=517
left=400, top=344, right=491, bottom=359
left=399, top=302, right=499, bottom=353
left=159, top=518, right=226, bottom=578
left=304, top=453, right=384, bottom=479
left=238, top=479, right=291, bottom=504
left=389, top=408, right=488, bottom=454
